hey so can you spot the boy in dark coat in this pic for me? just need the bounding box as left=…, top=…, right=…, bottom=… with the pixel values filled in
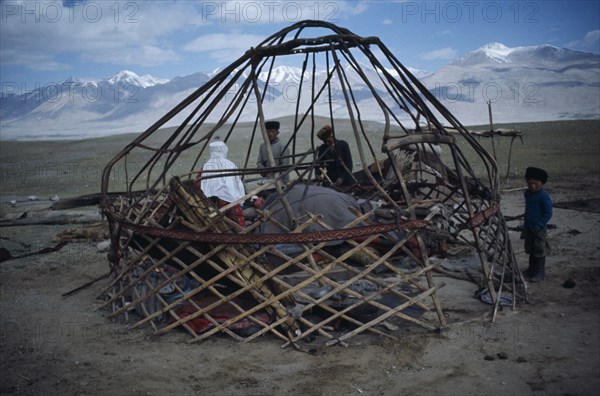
left=521, top=167, right=553, bottom=282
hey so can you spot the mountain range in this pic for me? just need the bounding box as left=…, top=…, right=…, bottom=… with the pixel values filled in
left=1, top=43, right=598, bottom=140
left=422, top=42, right=600, bottom=125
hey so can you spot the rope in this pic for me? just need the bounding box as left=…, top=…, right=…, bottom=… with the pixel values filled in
left=111, top=214, right=428, bottom=245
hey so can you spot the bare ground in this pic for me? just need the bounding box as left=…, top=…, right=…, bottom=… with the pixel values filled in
left=0, top=173, right=599, bottom=396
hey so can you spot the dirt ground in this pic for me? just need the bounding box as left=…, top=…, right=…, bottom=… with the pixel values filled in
left=1, top=173, right=599, bottom=396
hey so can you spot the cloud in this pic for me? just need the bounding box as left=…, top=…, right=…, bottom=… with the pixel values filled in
left=0, top=1, right=201, bottom=70
left=582, top=30, right=600, bottom=45
left=420, top=47, right=458, bottom=61
left=382, top=18, right=393, bottom=25
left=565, top=29, right=600, bottom=51
left=0, top=49, right=70, bottom=71
left=81, top=46, right=182, bottom=67
left=198, top=1, right=366, bottom=25
left=183, top=33, right=265, bottom=54
left=0, top=0, right=368, bottom=73
left=183, top=32, right=279, bottom=65
left=343, top=1, right=369, bottom=16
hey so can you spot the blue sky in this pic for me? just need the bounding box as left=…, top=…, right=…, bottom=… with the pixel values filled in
left=1, top=0, right=599, bottom=92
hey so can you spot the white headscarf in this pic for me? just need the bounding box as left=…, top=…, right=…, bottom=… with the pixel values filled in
left=200, top=141, right=245, bottom=202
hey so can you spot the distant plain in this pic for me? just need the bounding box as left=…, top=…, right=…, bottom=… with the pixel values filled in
left=1, top=119, right=598, bottom=201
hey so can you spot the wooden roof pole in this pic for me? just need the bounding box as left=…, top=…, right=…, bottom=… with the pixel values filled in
left=249, top=56, right=297, bottom=229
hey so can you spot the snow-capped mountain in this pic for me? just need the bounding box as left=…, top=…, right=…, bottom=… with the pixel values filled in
left=462, top=42, right=594, bottom=66
left=420, top=43, right=600, bottom=125
left=0, top=70, right=210, bottom=139
left=259, top=65, right=304, bottom=85
left=107, top=70, right=169, bottom=88
left=1, top=43, right=598, bottom=140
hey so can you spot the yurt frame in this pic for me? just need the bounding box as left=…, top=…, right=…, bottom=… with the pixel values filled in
left=99, top=20, right=526, bottom=346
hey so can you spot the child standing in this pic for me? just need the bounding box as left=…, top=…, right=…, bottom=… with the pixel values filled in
left=522, top=167, right=553, bottom=282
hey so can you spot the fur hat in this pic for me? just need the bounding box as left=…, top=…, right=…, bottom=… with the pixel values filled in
left=317, top=125, right=333, bottom=140
left=265, top=121, right=280, bottom=130
left=525, top=167, right=548, bottom=184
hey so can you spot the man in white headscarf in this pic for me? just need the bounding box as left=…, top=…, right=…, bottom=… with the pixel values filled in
left=199, top=140, right=246, bottom=225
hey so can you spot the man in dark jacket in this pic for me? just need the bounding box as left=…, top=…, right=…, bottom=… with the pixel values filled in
left=315, top=125, right=354, bottom=187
